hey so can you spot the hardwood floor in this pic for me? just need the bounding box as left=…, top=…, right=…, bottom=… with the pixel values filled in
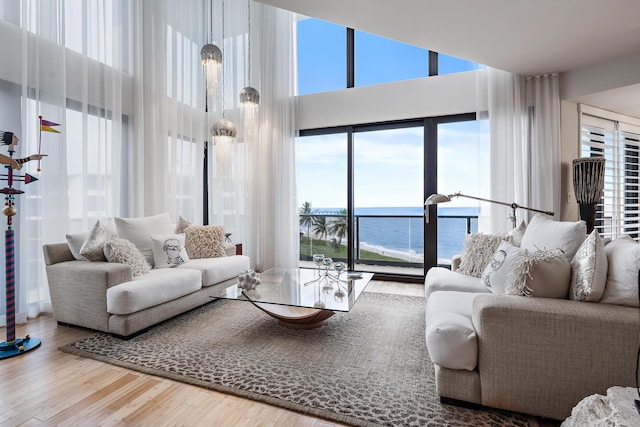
left=0, top=281, right=558, bottom=426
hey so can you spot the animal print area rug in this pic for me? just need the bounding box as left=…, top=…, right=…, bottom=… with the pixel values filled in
left=60, top=292, right=530, bottom=427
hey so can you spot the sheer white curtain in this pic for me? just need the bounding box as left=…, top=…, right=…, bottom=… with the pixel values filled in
left=0, top=0, right=207, bottom=326
left=481, top=68, right=560, bottom=233
left=132, top=0, right=206, bottom=220
left=208, top=2, right=298, bottom=271
left=0, top=0, right=130, bottom=323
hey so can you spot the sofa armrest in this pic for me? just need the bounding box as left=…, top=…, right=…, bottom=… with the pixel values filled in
left=45, top=260, right=133, bottom=332
left=43, top=242, right=75, bottom=266
left=472, top=295, right=639, bottom=420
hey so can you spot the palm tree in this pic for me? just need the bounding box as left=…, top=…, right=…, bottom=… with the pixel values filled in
left=299, top=201, right=314, bottom=252
left=312, top=215, right=330, bottom=242
left=329, top=208, right=348, bottom=252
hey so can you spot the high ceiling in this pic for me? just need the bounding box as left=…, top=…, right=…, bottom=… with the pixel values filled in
left=258, top=0, right=640, bottom=117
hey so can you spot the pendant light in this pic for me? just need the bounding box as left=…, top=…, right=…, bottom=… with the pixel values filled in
left=239, top=0, right=259, bottom=139
left=201, top=1, right=222, bottom=110
left=212, top=0, right=236, bottom=177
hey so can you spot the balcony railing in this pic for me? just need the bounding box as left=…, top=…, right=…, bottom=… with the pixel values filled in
left=299, top=213, right=478, bottom=270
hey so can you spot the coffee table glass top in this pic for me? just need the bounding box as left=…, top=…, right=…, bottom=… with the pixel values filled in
left=209, top=267, right=373, bottom=312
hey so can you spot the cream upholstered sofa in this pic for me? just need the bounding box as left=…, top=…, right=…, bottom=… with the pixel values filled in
left=43, top=213, right=250, bottom=338
left=424, top=215, right=640, bottom=420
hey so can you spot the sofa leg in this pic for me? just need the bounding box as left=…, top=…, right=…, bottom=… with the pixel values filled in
left=440, top=396, right=483, bottom=411
left=111, top=329, right=148, bottom=340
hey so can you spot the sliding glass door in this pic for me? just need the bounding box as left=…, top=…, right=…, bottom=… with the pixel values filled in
left=353, top=126, right=424, bottom=275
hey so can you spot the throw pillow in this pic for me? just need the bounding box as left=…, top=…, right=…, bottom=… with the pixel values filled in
left=150, top=234, right=190, bottom=268
left=114, top=212, right=175, bottom=267
left=505, top=248, right=572, bottom=298
left=599, top=235, right=640, bottom=307
left=508, top=220, right=527, bottom=247
left=569, top=230, right=608, bottom=302
left=174, top=216, right=193, bottom=234
left=480, top=241, right=522, bottom=294
left=184, top=225, right=227, bottom=259
left=66, top=232, right=88, bottom=261
left=520, top=214, right=587, bottom=260
left=457, top=233, right=506, bottom=278
left=103, top=236, right=151, bottom=277
left=79, top=220, right=113, bottom=261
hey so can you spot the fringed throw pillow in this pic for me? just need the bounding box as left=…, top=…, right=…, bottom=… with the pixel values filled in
left=457, top=233, right=507, bottom=278
left=103, top=236, right=151, bottom=277
left=505, top=248, right=571, bottom=298
left=184, top=225, right=227, bottom=259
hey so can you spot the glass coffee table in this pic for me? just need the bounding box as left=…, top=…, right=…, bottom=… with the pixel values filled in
left=209, top=267, right=373, bottom=329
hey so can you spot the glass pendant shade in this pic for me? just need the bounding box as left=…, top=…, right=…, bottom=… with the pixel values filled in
left=239, top=86, right=260, bottom=105
left=201, top=43, right=222, bottom=98
left=212, top=118, right=237, bottom=142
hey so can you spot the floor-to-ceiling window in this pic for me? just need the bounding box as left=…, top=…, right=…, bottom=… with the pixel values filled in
left=296, top=17, right=487, bottom=280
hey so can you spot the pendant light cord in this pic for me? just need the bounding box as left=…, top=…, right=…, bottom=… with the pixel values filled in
left=247, top=0, right=251, bottom=86
left=219, top=0, right=225, bottom=118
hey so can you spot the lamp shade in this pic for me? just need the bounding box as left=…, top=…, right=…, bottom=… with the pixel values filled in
left=239, top=86, right=260, bottom=105
left=212, top=118, right=237, bottom=140
left=572, top=157, right=605, bottom=204
left=425, top=193, right=452, bottom=205
left=200, top=43, right=222, bottom=64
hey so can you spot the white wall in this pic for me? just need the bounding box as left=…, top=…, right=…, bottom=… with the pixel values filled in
left=297, top=70, right=485, bottom=129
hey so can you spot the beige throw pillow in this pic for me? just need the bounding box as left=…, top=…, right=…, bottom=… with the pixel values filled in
left=174, top=216, right=193, bottom=234
left=79, top=221, right=113, bottom=261
left=184, top=225, right=227, bottom=259
left=457, top=233, right=506, bottom=278
left=103, top=236, right=151, bottom=277
left=569, top=230, right=608, bottom=302
left=505, top=248, right=572, bottom=298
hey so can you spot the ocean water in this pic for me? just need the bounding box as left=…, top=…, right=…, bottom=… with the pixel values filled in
left=309, top=206, right=479, bottom=262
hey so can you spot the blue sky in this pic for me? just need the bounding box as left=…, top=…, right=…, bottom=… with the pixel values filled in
left=295, top=18, right=487, bottom=210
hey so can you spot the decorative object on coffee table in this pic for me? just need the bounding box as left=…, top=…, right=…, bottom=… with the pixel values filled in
left=572, top=157, right=605, bottom=233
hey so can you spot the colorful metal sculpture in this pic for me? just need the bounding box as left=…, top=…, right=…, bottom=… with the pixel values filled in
left=0, top=116, right=57, bottom=359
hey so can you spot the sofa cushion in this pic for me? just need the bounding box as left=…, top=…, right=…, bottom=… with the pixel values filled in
left=106, top=268, right=202, bottom=315
left=508, top=220, right=527, bottom=247
left=520, top=214, right=586, bottom=260
left=425, top=291, right=480, bottom=371
left=480, top=240, right=522, bottom=294
left=569, top=230, right=608, bottom=302
left=114, top=212, right=175, bottom=267
left=599, top=235, right=640, bottom=307
left=177, top=255, right=251, bottom=287
left=424, top=267, right=489, bottom=303
left=150, top=233, right=190, bottom=268
left=505, top=248, right=572, bottom=298
left=184, top=225, right=227, bottom=259
left=80, top=220, right=114, bottom=261
left=457, top=233, right=506, bottom=277
left=104, top=236, right=152, bottom=277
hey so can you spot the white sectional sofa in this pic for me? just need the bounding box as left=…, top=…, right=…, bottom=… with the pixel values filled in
left=43, top=213, right=250, bottom=338
left=424, top=215, right=640, bottom=420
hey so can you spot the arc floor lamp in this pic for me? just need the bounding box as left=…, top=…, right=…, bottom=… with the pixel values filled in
left=424, top=192, right=554, bottom=228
